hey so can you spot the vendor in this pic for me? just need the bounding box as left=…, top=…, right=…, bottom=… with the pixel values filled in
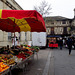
left=12, top=38, right=20, bottom=46
left=20, top=45, right=25, bottom=50
left=6, top=45, right=10, bottom=50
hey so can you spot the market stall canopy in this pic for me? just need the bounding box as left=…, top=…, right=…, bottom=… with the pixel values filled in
left=0, top=9, right=46, bottom=32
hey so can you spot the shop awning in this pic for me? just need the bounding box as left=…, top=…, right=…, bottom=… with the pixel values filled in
left=47, top=35, right=61, bottom=37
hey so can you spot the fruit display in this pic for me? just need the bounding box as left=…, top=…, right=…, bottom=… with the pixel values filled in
left=6, top=59, right=15, bottom=65
left=16, top=50, right=33, bottom=60
left=0, top=54, right=15, bottom=65
left=16, top=53, right=26, bottom=60
left=0, top=45, right=40, bottom=74
left=29, top=46, right=40, bottom=52
left=0, top=62, right=9, bottom=73
left=22, top=44, right=31, bottom=47
left=12, top=56, right=22, bottom=63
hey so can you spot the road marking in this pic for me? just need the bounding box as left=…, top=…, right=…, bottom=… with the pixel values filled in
left=42, top=50, right=51, bottom=75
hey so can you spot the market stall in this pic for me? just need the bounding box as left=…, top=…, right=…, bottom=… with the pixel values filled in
left=47, top=35, right=61, bottom=48
left=0, top=9, right=46, bottom=47
left=0, top=45, right=40, bottom=75
left=0, top=9, right=46, bottom=75
left=48, top=37, right=58, bottom=48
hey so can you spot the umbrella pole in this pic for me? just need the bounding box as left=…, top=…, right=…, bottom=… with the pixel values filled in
left=14, top=19, right=15, bottom=50
left=14, top=32, right=15, bottom=50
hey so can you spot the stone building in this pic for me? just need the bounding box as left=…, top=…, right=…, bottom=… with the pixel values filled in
left=43, top=16, right=71, bottom=46
left=43, top=8, right=75, bottom=45
left=44, top=16, right=71, bottom=37
left=0, top=0, right=31, bottom=47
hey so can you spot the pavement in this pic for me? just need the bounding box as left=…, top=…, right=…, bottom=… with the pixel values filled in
left=53, top=48, right=75, bottom=75
left=11, top=47, right=75, bottom=75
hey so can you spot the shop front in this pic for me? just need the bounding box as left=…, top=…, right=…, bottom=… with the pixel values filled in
left=47, top=35, right=61, bottom=48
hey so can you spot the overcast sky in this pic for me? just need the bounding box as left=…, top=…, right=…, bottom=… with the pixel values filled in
left=15, top=0, right=75, bottom=19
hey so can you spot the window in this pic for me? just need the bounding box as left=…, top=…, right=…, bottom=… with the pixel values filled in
left=46, top=28, right=50, bottom=34
left=51, top=22, right=54, bottom=24
left=46, top=20, right=50, bottom=22
left=51, top=27, right=55, bottom=35
left=8, top=32, right=11, bottom=41
left=63, top=27, right=67, bottom=34
left=25, top=32, right=27, bottom=41
left=30, top=32, right=32, bottom=41
left=18, top=32, right=21, bottom=41
left=62, top=21, right=66, bottom=24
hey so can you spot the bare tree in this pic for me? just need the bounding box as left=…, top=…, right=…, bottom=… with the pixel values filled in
left=34, top=0, right=52, bottom=17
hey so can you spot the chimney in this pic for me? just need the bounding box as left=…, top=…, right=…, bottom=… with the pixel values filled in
left=74, top=8, right=75, bottom=18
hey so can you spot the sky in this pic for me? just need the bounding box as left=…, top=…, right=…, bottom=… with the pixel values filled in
left=15, top=0, right=75, bottom=19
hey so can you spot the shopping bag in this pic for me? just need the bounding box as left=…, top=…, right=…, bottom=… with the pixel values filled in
left=72, top=45, right=74, bottom=48
left=65, top=44, right=67, bottom=48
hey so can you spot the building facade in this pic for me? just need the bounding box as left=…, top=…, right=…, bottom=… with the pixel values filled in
left=44, top=16, right=71, bottom=36
left=43, top=9, right=75, bottom=46
left=44, top=9, right=75, bottom=44
left=0, top=0, right=31, bottom=47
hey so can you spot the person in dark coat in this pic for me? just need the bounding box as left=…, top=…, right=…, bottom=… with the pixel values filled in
left=67, top=37, right=72, bottom=55
left=59, top=38, right=63, bottom=50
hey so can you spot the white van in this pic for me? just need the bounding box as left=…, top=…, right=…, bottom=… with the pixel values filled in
left=32, top=32, right=46, bottom=47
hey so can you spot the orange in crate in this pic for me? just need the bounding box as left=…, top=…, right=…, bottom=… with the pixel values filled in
left=0, top=62, right=9, bottom=72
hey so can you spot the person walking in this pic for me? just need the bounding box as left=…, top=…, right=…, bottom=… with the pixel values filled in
left=12, top=37, right=17, bottom=46
left=58, top=38, right=63, bottom=50
left=67, top=37, right=72, bottom=55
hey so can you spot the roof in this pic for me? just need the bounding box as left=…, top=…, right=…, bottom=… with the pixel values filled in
left=43, top=16, right=71, bottom=21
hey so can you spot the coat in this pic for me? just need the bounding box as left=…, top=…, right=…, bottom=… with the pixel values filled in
left=58, top=39, right=63, bottom=46
left=67, top=38, right=72, bottom=48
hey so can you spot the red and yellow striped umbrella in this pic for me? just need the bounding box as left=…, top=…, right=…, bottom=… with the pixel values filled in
left=0, top=9, right=46, bottom=32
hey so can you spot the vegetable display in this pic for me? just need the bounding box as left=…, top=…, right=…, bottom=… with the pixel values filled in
left=0, top=45, right=40, bottom=73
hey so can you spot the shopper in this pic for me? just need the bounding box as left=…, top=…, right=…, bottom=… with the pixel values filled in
left=12, top=37, right=17, bottom=46
left=67, top=37, right=72, bottom=55
left=58, top=38, right=63, bottom=50
left=6, top=45, right=10, bottom=50
left=15, top=39, right=20, bottom=46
